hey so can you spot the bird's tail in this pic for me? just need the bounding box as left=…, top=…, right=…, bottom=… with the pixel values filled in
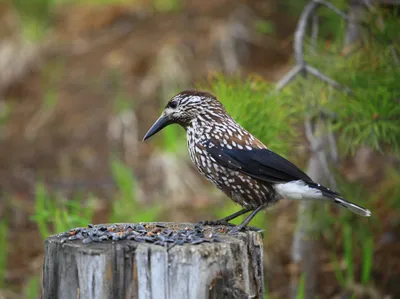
left=333, top=197, right=371, bottom=217
left=306, top=181, right=371, bottom=217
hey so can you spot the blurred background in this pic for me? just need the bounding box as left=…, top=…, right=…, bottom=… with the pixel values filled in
left=0, top=0, right=399, bottom=298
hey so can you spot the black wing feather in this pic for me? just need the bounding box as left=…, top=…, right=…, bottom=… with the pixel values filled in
left=205, top=141, right=312, bottom=184
left=205, top=141, right=341, bottom=197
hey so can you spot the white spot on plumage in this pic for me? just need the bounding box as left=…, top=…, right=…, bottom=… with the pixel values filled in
left=245, top=145, right=252, bottom=150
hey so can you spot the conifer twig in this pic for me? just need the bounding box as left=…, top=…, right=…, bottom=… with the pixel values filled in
left=276, top=0, right=352, bottom=93
left=391, top=45, right=399, bottom=65
left=304, top=118, right=318, bottom=147
left=311, top=14, right=319, bottom=51
left=328, top=130, right=339, bottom=163
left=276, top=65, right=303, bottom=90
left=305, top=65, right=352, bottom=94
left=317, top=0, right=349, bottom=21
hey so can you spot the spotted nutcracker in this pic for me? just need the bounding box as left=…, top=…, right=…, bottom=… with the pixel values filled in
left=143, top=90, right=371, bottom=231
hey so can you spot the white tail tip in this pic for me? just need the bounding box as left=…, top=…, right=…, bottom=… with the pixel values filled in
left=334, top=198, right=371, bottom=217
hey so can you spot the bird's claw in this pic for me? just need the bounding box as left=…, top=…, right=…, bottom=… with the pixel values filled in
left=228, top=226, right=263, bottom=235
left=197, top=219, right=234, bottom=226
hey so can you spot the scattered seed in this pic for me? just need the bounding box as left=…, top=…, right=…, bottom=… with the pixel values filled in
left=58, top=223, right=256, bottom=247
left=151, top=227, right=162, bottom=234
left=83, top=237, right=93, bottom=244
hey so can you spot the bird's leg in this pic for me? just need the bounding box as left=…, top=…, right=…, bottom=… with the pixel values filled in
left=229, top=203, right=268, bottom=234
left=200, top=207, right=253, bottom=226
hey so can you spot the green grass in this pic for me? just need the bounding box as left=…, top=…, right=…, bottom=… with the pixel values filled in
left=110, top=158, right=161, bottom=223
left=31, top=159, right=161, bottom=237
left=31, top=182, right=95, bottom=239
left=343, top=222, right=355, bottom=285
left=162, top=125, right=182, bottom=153
left=24, top=275, right=40, bottom=299
left=297, top=273, right=306, bottom=299
left=331, top=219, right=375, bottom=293
left=31, top=182, right=52, bottom=238
left=254, top=20, right=275, bottom=35
left=0, top=219, right=8, bottom=289
left=206, top=74, right=297, bottom=156
left=361, top=233, right=374, bottom=285
left=317, top=177, right=377, bottom=291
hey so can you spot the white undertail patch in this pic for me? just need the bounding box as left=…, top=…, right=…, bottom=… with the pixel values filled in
left=275, top=180, right=323, bottom=200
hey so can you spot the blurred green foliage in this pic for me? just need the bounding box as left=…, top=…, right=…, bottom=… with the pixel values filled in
left=288, top=9, right=400, bottom=155
left=0, top=219, right=7, bottom=289
left=12, top=0, right=182, bottom=41
left=152, top=0, right=182, bottom=12
left=207, top=74, right=297, bottom=156
left=110, top=158, right=161, bottom=223
left=254, top=20, right=276, bottom=35
left=297, top=273, right=306, bottom=299
left=31, top=182, right=95, bottom=239
left=12, top=0, right=55, bottom=40
left=162, top=125, right=182, bottom=153
left=24, top=276, right=41, bottom=299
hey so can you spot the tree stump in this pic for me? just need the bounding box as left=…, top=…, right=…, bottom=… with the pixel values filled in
left=42, top=222, right=264, bottom=299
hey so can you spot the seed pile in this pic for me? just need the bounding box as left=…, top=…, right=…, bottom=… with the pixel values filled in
left=58, top=223, right=239, bottom=248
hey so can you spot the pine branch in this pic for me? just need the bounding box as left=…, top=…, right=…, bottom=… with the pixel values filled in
left=275, top=65, right=303, bottom=90
left=317, top=0, right=349, bottom=21
left=305, top=65, right=352, bottom=93
left=311, top=14, right=319, bottom=51
left=391, top=45, right=399, bottom=65
left=276, top=0, right=352, bottom=93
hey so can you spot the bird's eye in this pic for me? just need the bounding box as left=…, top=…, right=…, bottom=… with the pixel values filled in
left=168, top=101, right=178, bottom=109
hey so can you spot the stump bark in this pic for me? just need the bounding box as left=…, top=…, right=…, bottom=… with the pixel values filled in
left=42, top=222, right=264, bottom=299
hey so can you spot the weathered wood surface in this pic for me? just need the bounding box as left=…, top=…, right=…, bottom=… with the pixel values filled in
left=42, top=222, right=264, bottom=299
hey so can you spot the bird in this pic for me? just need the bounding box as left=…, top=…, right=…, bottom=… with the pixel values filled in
left=143, top=90, right=371, bottom=231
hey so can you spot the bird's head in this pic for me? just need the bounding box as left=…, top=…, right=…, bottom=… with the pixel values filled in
left=143, top=90, right=225, bottom=141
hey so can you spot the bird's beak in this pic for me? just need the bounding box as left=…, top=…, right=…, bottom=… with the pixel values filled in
left=143, top=114, right=172, bottom=141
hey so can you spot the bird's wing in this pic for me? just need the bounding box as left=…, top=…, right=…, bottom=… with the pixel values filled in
left=204, top=140, right=313, bottom=184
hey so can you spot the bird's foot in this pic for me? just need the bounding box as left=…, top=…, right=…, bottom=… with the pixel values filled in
left=228, top=225, right=263, bottom=235
left=197, top=219, right=235, bottom=227
left=228, top=226, right=242, bottom=235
